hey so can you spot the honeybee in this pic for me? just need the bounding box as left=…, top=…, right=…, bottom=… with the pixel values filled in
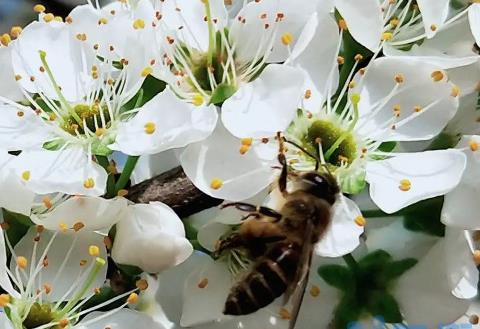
left=214, top=133, right=340, bottom=329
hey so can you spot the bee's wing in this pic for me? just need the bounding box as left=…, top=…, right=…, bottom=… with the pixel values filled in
left=283, top=220, right=315, bottom=329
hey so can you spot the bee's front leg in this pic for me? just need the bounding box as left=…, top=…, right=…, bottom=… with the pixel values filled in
left=213, top=233, right=245, bottom=259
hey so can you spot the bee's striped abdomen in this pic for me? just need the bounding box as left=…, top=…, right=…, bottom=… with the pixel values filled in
left=224, top=242, right=301, bottom=315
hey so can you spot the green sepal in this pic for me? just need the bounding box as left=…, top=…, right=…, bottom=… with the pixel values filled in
left=91, top=138, right=115, bottom=156
left=122, top=75, right=166, bottom=112
left=383, top=258, right=418, bottom=281
left=317, top=264, right=355, bottom=292
left=210, top=83, right=237, bottom=105
left=43, top=139, right=65, bottom=151
left=366, top=291, right=403, bottom=323
left=2, top=210, right=33, bottom=255
left=402, top=196, right=446, bottom=237
left=334, top=295, right=363, bottom=329
left=358, top=250, right=392, bottom=271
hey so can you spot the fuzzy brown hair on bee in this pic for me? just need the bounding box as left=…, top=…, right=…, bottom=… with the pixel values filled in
left=214, top=133, right=340, bottom=329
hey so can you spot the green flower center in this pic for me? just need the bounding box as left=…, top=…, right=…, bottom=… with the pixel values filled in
left=22, top=303, right=56, bottom=329
left=303, top=119, right=357, bottom=168
left=61, top=104, right=111, bottom=135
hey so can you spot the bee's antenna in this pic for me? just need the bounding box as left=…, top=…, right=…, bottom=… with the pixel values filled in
left=282, top=138, right=319, bottom=165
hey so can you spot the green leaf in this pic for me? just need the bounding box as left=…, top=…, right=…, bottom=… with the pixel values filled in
left=383, top=258, right=418, bottom=281
left=2, top=210, right=33, bottom=253
left=358, top=250, right=392, bottom=271
left=117, top=264, right=143, bottom=277
left=334, top=295, right=363, bottom=329
left=366, top=291, right=403, bottom=323
left=402, top=197, right=445, bottom=237
left=210, top=83, right=237, bottom=105
left=122, top=75, right=166, bottom=112
left=317, top=264, right=355, bottom=291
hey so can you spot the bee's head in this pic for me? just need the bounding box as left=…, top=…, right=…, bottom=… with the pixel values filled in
left=298, top=172, right=340, bottom=205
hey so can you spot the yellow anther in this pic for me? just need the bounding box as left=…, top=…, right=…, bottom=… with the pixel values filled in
left=469, top=140, right=479, bottom=152
left=22, top=170, right=31, bottom=181
left=390, top=18, right=400, bottom=27
left=127, top=293, right=139, bottom=304
left=309, top=285, right=320, bottom=297
left=354, top=215, right=366, bottom=227
left=0, top=294, right=10, bottom=307
left=36, top=225, right=45, bottom=233
left=83, top=177, right=95, bottom=189
left=43, top=283, right=52, bottom=294
left=304, top=89, right=312, bottom=99
left=473, top=250, right=480, bottom=266
left=117, top=189, right=129, bottom=197
left=210, top=178, right=223, bottom=190
left=58, top=319, right=69, bottom=328
left=451, top=85, right=460, bottom=97
left=54, top=16, right=63, bottom=22
left=381, top=32, right=393, bottom=41
left=10, top=26, right=22, bottom=38
left=354, top=54, right=363, bottom=62
left=42, top=196, right=53, bottom=209
left=279, top=308, right=292, bottom=320
left=59, top=223, right=68, bottom=232
left=95, top=128, right=106, bottom=136
left=136, top=279, right=149, bottom=291
left=197, top=278, right=209, bottom=289
left=239, top=145, right=250, bottom=155
left=413, top=105, right=422, bottom=113
left=133, top=19, right=145, bottom=29
left=76, top=33, right=87, bottom=41
left=65, top=16, right=73, bottom=24
left=241, top=138, right=253, bottom=146
left=98, top=17, right=108, bottom=25
left=17, top=256, right=28, bottom=269
left=338, top=19, right=348, bottom=30
left=399, top=179, right=412, bottom=192
left=430, top=24, right=437, bottom=32
left=337, top=56, right=345, bottom=65
left=394, top=74, right=405, bottom=83
left=144, top=122, right=156, bottom=134
left=350, top=93, right=361, bottom=105
left=431, top=70, right=445, bottom=82
left=141, top=67, right=153, bottom=77
left=33, top=4, right=46, bottom=13
left=1, top=33, right=11, bottom=47
left=281, top=32, right=294, bottom=46
left=80, top=259, right=87, bottom=266
left=348, top=81, right=356, bottom=89
left=192, top=94, right=204, bottom=106
left=15, top=74, right=22, bottom=81
left=43, top=13, right=55, bottom=23
left=73, top=222, right=85, bottom=232
left=89, top=245, right=100, bottom=257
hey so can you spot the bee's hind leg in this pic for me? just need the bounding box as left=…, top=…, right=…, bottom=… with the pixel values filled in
left=221, top=202, right=282, bottom=222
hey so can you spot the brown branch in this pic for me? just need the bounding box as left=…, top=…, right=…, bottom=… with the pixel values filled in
left=126, top=166, right=223, bottom=218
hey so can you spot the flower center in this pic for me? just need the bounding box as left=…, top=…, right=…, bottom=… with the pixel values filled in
left=302, top=119, right=357, bottom=169
left=22, top=303, right=56, bottom=329
left=60, top=103, right=111, bottom=136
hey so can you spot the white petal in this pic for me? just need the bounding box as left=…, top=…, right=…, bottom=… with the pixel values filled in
left=222, top=64, right=304, bottom=139
left=0, top=105, right=54, bottom=151
left=111, top=202, right=193, bottom=273
left=230, top=0, right=320, bottom=64
left=0, top=228, right=20, bottom=298
left=417, top=0, right=450, bottom=38
left=445, top=92, right=480, bottom=136
left=12, top=146, right=107, bottom=197
left=353, top=57, right=459, bottom=142
left=295, top=12, right=340, bottom=110
left=469, top=4, right=480, bottom=46
left=315, top=196, right=363, bottom=258
left=0, top=46, right=24, bottom=101
left=12, top=227, right=107, bottom=302
left=0, top=152, right=35, bottom=216
left=12, top=21, right=93, bottom=102
left=0, top=312, right=14, bottom=329
left=31, top=196, right=128, bottom=231
left=445, top=228, right=478, bottom=299
left=335, top=0, right=383, bottom=51
left=394, top=240, right=471, bottom=327
left=366, top=150, right=466, bottom=214
left=131, top=150, right=181, bottom=185
left=181, top=257, right=231, bottom=326
left=75, top=309, right=166, bottom=329
left=442, top=135, right=480, bottom=229
left=111, top=88, right=218, bottom=156
left=180, top=122, right=276, bottom=201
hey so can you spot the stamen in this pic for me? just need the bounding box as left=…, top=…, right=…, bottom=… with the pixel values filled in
left=399, top=179, right=411, bottom=191
left=0, top=294, right=11, bottom=307
left=210, top=178, right=223, bottom=190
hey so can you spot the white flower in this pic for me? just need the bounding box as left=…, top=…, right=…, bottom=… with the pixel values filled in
left=111, top=202, right=193, bottom=273
left=335, top=0, right=470, bottom=52
left=442, top=135, right=480, bottom=229
left=0, top=45, right=24, bottom=101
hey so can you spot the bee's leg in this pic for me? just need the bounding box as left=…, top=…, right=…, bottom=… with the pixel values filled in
left=221, top=202, right=282, bottom=222
left=277, top=132, right=289, bottom=196
left=214, top=233, right=245, bottom=258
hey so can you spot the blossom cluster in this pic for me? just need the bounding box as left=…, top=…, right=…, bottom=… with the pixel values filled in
left=0, top=0, right=480, bottom=328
